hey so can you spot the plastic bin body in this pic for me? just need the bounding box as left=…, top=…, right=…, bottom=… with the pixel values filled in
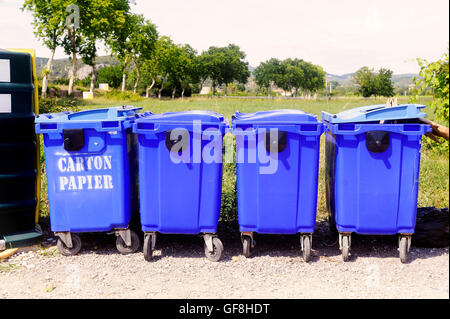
left=0, top=49, right=41, bottom=246
left=232, top=110, right=324, bottom=234
left=35, top=106, right=140, bottom=233
left=134, top=111, right=227, bottom=234
left=323, top=104, right=431, bottom=235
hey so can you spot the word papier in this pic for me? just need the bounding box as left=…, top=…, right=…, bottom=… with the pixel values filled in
left=56, top=155, right=114, bottom=191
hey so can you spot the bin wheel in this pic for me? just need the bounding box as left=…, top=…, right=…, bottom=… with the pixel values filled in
left=57, top=234, right=82, bottom=256
left=143, top=234, right=154, bottom=262
left=242, top=236, right=252, bottom=258
left=342, top=235, right=350, bottom=262
left=116, top=230, right=140, bottom=255
left=302, top=236, right=311, bottom=262
left=399, top=237, right=408, bottom=264
left=204, top=237, right=223, bottom=262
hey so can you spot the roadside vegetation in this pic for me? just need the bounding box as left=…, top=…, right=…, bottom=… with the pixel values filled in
left=23, top=1, right=448, bottom=224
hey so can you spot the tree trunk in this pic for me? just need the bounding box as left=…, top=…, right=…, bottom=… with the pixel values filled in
left=181, top=88, right=185, bottom=99
left=90, top=64, right=96, bottom=95
left=121, top=57, right=129, bottom=92
left=212, top=80, right=216, bottom=96
left=133, top=58, right=140, bottom=95
left=146, top=78, right=156, bottom=98
left=224, top=84, right=228, bottom=96
left=171, top=87, right=176, bottom=99
left=68, top=29, right=77, bottom=96
left=41, top=48, right=56, bottom=98
left=158, top=76, right=167, bottom=99
left=198, top=79, right=205, bottom=94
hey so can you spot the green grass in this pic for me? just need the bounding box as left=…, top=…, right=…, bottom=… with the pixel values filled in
left=0, top=262, right=20, bottom=273
left=38, top=96, right=448, bottom=222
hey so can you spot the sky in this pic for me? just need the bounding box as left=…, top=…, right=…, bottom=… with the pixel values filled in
left=0, top=0, right=448, bottom=75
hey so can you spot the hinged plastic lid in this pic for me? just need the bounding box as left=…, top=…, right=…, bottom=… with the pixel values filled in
left=232, top=109, right=319, bottom=126
left=35, top=105, right=141, bottom=123
left=137, top=110, right=227, bottom=126
left=321, top=104, right=427, bottom=124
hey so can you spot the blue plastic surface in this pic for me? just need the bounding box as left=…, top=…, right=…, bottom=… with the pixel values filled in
left=323, top=107, right=431, bottom=235
left=231, top=109, right=324, bottom=234
left=35, top=106, right=141, bottom=232
left=321, top=104, right=427, bottom=124
left=133, top=111, right=227, bottom=234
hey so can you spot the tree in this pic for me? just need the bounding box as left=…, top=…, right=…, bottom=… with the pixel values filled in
left=176, top=44, right=197, bottom=98
left=108, top=13, right=158, bottom=94
left=219, top=44, right=250, bottom=96
left=151, top=36, right=180, bottom=99
left=140, top=58, right=158, bottom=97
left=301, top=62, right=326, bottom=96
left=353, top=67, right=377, bottom=97
left=97, top=65, right=123, bottom=89
left=193, top=53, right=210, bottom=94
left=22, top=0, right=66, bottom=98
left=201, top=44, right=250, bottom=96
left=60, top=0, right=132, bottom=96
left=254, top=58, right=282, bottom=96
left=376, top=68, right=395, bottom=97
left=353, top=66, right=395, bottom=98
left=413, top=50, right=449, bottom=121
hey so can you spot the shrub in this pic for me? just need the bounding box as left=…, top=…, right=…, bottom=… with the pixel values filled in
left=97, top=65, right=123, bottom=89
left=38, top=97, right=81, bottom=114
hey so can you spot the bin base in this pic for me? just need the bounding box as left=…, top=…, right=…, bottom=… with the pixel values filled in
left=0, top=226, right=42, bottom=251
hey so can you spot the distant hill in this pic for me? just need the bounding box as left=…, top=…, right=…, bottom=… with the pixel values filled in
left=326, top=72, right=418, bottom=88
left=36, top=55, right=119, bottom=79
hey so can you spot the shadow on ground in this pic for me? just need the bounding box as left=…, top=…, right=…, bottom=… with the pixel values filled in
left=37, top=217, right=449, bottom=263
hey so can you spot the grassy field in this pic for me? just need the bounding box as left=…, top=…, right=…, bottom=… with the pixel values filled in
left=38, top=96, right=448, bottom=222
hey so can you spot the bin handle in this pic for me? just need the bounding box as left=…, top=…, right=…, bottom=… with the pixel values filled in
left=133, top=123, right=227, bottom=135
left=231, top=124, right=323, bottom=136
left=329, top=123, right=431, bottom=135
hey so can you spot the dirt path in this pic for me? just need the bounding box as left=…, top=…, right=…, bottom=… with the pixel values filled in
left=1, top=222, right=448, bottom=299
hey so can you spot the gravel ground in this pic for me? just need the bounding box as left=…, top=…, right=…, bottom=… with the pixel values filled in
left=1, top=222, right=448, bottom=299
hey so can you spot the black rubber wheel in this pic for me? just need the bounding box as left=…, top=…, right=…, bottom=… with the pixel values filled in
left=342, top=235, right=350, bottom=262
left=116, top=230, right=140, bottom=255
left=57, top=234, right=82, bottom=256
left=143, top=234, right=154, bottom=262
left=399, top=237, right=408, bottom=264
left=302, top=236, right=311, bottom=262
left=204, top=237, right=223, bottom=262
left=242, top=236, right=251, bottom=258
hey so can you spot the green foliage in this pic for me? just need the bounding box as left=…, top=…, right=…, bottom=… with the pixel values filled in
left=254, top=58, right=325, bottom=96
left=38, top=97, right=81, bottom=114
left=97, top=65, right=123, bottom=89
left=22, top=0, right=66, bottom=51
left=95, top=89, right=144, bottom=102
left=220, top=135, right=237, bottom=221
left=353, top=66, right=395, bottom=97
left=412, top=50, right=449, bottom=121
left=376, top=68, right=395, bottom=97
left=201, top=44, right=250, bottom=95
left=254, top=58, right=281, bottom=94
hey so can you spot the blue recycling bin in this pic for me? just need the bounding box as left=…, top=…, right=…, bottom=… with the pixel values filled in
left=133, top=111, right=228, bottom=262
left=35, top=106, right=142, bottom=256
left=231, top=110, right=324, bottom=261
left=322, top=104, right=431, bottom=263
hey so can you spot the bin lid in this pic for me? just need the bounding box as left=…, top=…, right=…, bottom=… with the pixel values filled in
left=232, top=109, right=319, bottom=126
left=321, top=104, right=427, bottom=124
left=35, top=105, right=141, bottom=123
left=136, top=110, right=227, bottom=126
